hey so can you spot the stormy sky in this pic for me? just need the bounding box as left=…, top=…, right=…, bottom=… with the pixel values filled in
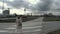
left=0, top=0, right=60, bottom=15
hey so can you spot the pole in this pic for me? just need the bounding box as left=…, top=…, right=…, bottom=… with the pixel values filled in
left=2, top=0, right=4, bottom=11
left=24, top=8, right=26, bottom=15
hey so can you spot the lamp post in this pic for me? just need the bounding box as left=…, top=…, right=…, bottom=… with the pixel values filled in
left=3, top=0, right=4, bottom=10
left=2, top=0, right=4, bottom=10
left=24, top=8, right=26, bottom=15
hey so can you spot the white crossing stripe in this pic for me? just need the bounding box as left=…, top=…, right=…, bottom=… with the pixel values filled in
left=23, top=29, right=41, bottom=33
left=5, top=27, right=16, bottom=29
left=22, top=26, right=42, bottom=29
left=0, top=30, right=8, bottom=32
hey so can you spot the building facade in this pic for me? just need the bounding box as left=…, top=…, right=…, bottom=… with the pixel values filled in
left=3, top=10, right=10, bottom=16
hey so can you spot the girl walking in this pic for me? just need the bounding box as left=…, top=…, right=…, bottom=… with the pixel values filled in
left=15, top=15, right=23, bottom=34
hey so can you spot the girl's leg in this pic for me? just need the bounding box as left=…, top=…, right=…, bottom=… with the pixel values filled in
left=15, top=25, right=18, bottom=32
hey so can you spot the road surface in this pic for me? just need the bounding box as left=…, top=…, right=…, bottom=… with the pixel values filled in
left=22, top=17, right=43, bottom=34
left=0, top=17, right=43, bottom=34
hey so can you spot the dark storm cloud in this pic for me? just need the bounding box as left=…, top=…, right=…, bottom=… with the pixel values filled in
left=51, top=0, right=60, bottom=10
left=0, top=0, right=60, bottom=15
left=0, top=0, right=60, bottom=12
left=0, top=0, right=52, bottom=11
left=6, top=0, right=30, bottom=9
left=35, top=0, right=52, bottom=11
left=0, top=0, right=29, bottom=9
left=32, top=0, right=60, bottom=15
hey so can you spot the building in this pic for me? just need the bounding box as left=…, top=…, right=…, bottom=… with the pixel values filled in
left=3, top=9, right=10, bottom=16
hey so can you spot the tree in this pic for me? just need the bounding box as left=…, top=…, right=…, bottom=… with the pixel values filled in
left=13, top=13, right=17, bottom=16
left=48, top=13, right=53, bottom=16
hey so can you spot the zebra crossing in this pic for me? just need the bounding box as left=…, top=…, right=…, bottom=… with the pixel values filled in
left=0, top=25, right=42, bottom=34
left=0, top=17, right=43, bottom=34
left=22, top=17, right=43, bottom=34
left=0, top=24, right=22, bottom=34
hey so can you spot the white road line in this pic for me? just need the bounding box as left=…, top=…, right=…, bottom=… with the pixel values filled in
left=0, top=30, right=8, bottom=32
left=22, top=26, right=42, bottom=29
left=5, top=25, right=16, bottom=29
left=5, top=26, right=42, bottom=29
left=5, top=27, right=16, bottom=29
left=23, top=29, right=41, bottom=33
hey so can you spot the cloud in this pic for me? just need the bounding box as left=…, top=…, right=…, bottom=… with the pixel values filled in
left=5, top=0, right=30, bottom=9
left=32, top=0, right=60, bottom=15
left=51, top=0, right=60, bottom=10
left=35, top=0, right=52, bottom=11
left=0, top=0, right=60, bottom=10
left=0, top=1, right=8, bottom=9
left=0, top=0, right=60, bottom=15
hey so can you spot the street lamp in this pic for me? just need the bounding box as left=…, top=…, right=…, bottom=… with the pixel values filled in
left=2, top=0, right=4, bottom=11
left=24, top=8, right=26, bottom=15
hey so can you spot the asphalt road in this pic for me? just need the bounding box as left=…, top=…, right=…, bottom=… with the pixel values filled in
left=0, top=17, right=43, bottom=34
left=22, top=17, right=43, bottom=34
